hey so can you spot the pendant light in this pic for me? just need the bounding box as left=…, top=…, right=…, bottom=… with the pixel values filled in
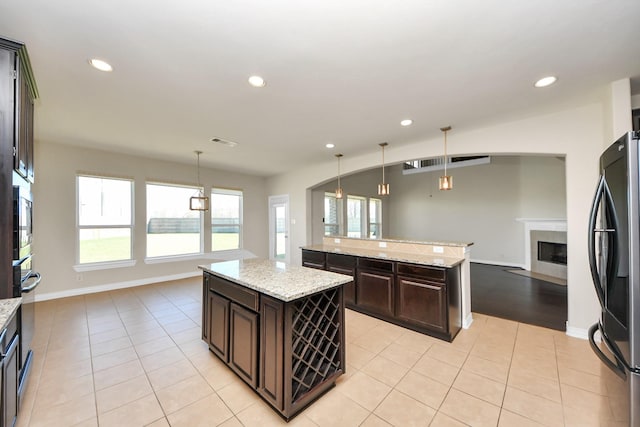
left=189, top=150, right=210, bottom=211
left=439, top=127, right=453, bottom=191
left=335, top=154, right=344, bottom=199
left=378, top=142, right=390, bottom=196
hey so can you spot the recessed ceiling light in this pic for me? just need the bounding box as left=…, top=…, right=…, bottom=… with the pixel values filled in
left=248, top=75, right=266, bottom=87
left=211, top=137, right=238, bottom=147
left=326, top=143, right=335, bottom=149
left=534, top=76, right=557, bottom=88
left=400, top=119, right=413, bottom=126
left=89, top=58, right=113, bottom=72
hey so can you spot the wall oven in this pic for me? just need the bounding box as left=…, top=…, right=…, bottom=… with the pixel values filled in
left=11, top=182, right=40, bottom=401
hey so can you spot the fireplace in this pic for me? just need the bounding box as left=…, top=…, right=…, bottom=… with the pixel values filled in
left=517, top=218, right=567, bottom=281
left=538, top=241, right=567, bottom=265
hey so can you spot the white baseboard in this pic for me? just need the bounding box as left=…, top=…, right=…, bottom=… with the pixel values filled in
left=35, top=271, right=202, bottom=302
left=565, top=322, right=590, bottom=340
left=470, top=259, right=525, bottom=269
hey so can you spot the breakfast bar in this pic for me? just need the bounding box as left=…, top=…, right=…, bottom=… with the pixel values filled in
left=199, top=258, right=352, bottom=420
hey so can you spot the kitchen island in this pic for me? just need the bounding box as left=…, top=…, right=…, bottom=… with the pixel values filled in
left=199, top=258, right=352, bottom=420
left=302, top=236, right=473, bottom=342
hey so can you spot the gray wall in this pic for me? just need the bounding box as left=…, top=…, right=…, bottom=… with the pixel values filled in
left=33, top=141, right=268, bottom=298
left=310, top=155, right=567, bottom=266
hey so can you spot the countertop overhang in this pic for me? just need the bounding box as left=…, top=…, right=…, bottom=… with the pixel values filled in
left=199, top=258, right=352, bottom=302
left=0, top=298, right=21, bottom=331
left=302, top=244, right=465, bottom=268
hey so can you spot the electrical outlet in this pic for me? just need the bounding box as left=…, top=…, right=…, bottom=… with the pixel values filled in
left=334, top=238, right=341, bottom=244
left=379, top=241, right=387, bottom=248
left=433, top=246, right=444, bottom=253
left=76, top=274, right=83, bottom=282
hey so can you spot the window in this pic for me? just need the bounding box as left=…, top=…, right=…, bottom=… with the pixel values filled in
left=324, top=192, right=340, bottom=235
left=347, top=195, right=366, bottom=238
left=146, top=183, right=202, bottom=257
left=369, top=198, right=382, bottom=239
left=77, top=175, right=133, bottom=264
left=211, top=188, right=243, bottom=251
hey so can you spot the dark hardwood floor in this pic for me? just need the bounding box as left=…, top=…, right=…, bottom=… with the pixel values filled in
left=470, top=263, right=568, bottom=331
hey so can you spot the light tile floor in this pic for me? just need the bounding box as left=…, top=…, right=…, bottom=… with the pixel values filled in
left=16, top=277, right=629, bottom=427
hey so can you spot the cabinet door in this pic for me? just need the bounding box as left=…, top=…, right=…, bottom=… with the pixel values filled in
left=328, top=266, right=355, bottom=305
left=396, top=276, right=447, bottom=333
left=356, top=270, right=394, bottom=316
left=3, top=334, right=19, bottom=427
left=208, top=292, right=229, bottom=361
left=14, top=62, right=34, bottom=182
left=229, top=303, right=258, bottom=388
left=202, top=276, right=209, bottom=342
left=301, top=250, right=325, bottom=270
left=259, top=296, right=283, bottom=410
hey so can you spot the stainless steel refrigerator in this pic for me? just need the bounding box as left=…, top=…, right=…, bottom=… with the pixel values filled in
left=588, top=130, right=640, bottom=426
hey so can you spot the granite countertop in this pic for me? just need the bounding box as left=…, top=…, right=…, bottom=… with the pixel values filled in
left=0, top=298, right=21, bottom=331
left=325, top=236, right=474, bottom=247
left=199, top=258, right=352, bottom=302
left=302, top=244, right=465, bottom=268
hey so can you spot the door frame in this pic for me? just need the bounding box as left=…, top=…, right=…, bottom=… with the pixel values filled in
left=268, top=195, right=290, bottom=263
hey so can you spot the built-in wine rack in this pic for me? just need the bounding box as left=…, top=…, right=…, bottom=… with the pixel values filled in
left=290, top=287, right=341, bottom=402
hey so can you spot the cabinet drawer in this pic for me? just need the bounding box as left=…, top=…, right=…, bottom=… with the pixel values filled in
left=210, top=275, right=259, bottom=312
left=326, top=253, right=356, bottom=270
left=397, top=263, right=445, bottom=282
left=302, top=250, right=326, bottom=269
left=358, top=257, right=394, bottom=273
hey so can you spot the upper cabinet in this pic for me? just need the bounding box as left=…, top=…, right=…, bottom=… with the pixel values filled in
left=12, top=44, right=38, bottom=183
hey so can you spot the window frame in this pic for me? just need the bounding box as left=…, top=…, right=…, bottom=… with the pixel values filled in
left=145, top=181, right=204, bottom=259
left=323, top=192, right=342, bottom=236
left=368, top=197, right=382, bottom=239
left=346, top=195, right=367, bottom=238
left=210, top=187, right=244, bottom=252
left=75, top=174, right=135, bottom=269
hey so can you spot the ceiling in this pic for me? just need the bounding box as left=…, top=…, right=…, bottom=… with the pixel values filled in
left=1, top=0, right=639, bottom=176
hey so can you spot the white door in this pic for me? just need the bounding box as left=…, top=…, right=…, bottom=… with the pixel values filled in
left=269, top=195, right=290, bottom=263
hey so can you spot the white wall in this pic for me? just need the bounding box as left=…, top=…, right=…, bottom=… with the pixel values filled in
left=33, top=141, right=268, bottom=298
left=384, top=156, right=566, bottom=266
left=266, top=102, right=604, bottom=333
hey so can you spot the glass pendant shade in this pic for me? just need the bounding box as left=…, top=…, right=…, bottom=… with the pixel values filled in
left=190, top=194, right=210, bottom=211
left=439, top=175, right=453, bottom=191
left=378, top=183, right=390, bottom=196
left=189, top=150, right=210, bottom=211
left=335, top=153, right=344, bottom=199
left=439, top=126, right=453, bottom=191
left=378, top=142, right=389, bottom=196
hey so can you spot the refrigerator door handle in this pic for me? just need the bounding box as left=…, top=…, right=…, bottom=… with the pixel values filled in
left=588, top=176, right=606, bottom=307
left=588, top=323, right=627, bottom=380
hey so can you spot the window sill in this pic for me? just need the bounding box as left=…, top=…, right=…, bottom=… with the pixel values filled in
left=144, top=253, right=209, bottom=264
left=74, top=260, right=137, bottom=272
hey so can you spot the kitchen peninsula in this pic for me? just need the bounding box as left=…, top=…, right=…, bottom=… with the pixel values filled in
left=302, top=236, right=473, bottom=342
left=199, top=258, right=352, bottom=420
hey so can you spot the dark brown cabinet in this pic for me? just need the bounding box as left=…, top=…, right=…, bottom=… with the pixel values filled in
left=202, top=269, right=346, bottom=420
left=302, top=248, right=462, bottom=341
left=258, top=295, right=284, bottom=410
left=326, top=253, right=356, bottom=306
left=1, top=309, right=19, bottom=427
left=207, top=291, right=229, bottom=361
left=14, top=65, right=34, bottom=183
left=228, top=303, right=258, bottom=388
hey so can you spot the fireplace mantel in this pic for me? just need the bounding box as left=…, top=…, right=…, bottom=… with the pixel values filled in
left=516, top=218, right=567, bottom=271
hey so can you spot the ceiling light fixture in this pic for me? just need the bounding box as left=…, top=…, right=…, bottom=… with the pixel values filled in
left=400, top=119, right=413, bottom=126
left=378, top=142, right=390, bottom=196
left=439, top=126, right=453, bottom=191
left=534, top=76, right=557, bottom=88
left=248, top=75, right=266, bottom=87
left=335, top=154, right=344, bottom=199
left=189, top=150, right=209, bottom=211
left=89, top=58, right=113, bottom=72
left=326, top=143, right=335, bottom=149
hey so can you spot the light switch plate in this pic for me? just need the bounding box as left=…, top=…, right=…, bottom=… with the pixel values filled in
left=433, top=246, right=444, bottom=253
left=379, top=242, right=387, bottom=248
left=334, top=238, right=341, bottom=243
